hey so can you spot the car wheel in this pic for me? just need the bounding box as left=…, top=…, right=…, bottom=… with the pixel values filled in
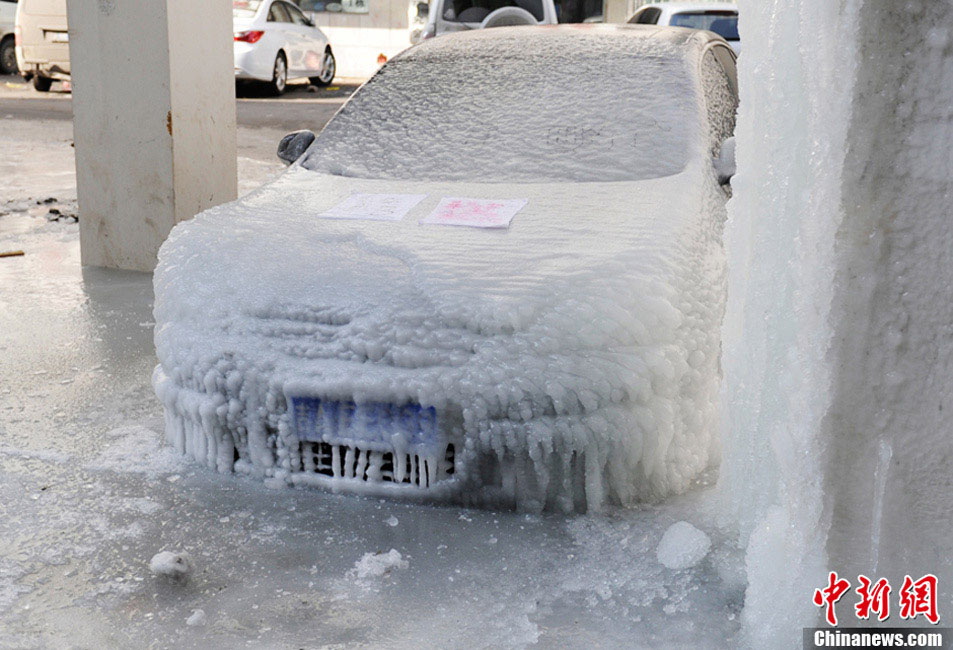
left=33, top=75, right=52, bottom=92
left=309, top=49, right=335, bottom=87
left=0, top=37, right=17, bottom=75
left=270, top=53, right=288, bottom=96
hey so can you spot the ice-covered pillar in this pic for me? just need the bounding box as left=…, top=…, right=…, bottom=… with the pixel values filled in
left=722, top=0, right=953, bottom=645
left=67, top=0, right=237, bottom=271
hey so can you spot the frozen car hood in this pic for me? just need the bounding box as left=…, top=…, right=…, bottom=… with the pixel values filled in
left=157, top=166, right=703, bottom=374
left=154, top=159, right=726, bottom=510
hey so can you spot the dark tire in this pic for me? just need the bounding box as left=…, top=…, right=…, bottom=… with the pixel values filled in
left=0, top=37, right=16, bottom=75
left=269, top=52, right=287, bottom=96
left=33, top=75, right=52, bottom=92
left=309, top=49, right=336, bottom=87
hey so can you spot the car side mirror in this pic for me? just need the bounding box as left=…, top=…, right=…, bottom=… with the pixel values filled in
left=277, top=130, right=316, bottom=165
left=715, top=136, right=736, bottom=184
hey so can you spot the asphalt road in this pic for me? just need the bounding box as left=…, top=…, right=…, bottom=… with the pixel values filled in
left=0, top=74, right=357, bottom=133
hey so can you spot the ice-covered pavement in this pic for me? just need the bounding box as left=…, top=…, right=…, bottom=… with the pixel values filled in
left=0, top=118, right=744, bottom=648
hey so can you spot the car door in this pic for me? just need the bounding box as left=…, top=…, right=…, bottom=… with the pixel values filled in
left=267, top=1, right=299, bottom=71
left=283, top=1, right=326, bottom=75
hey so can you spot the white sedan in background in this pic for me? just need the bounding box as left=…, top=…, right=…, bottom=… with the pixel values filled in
left=629, top=2, right=739, bottom=53
left=233, top=0, right=336, bottom=94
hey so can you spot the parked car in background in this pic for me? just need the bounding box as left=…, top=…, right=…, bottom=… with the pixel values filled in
left=628, top=2, right=739, bottom=53
left=0, top=0, right=17, bottom=75
left=153, top=25, right=739, bottom=513
left=14, top=0, right=68, bottom=90
left=419, top=0, right=558, bottom=41
left=234, top=0, right=336, bottom=95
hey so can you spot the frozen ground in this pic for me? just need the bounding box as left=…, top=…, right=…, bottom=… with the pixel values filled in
left=0, top=117, right=744, bottom=648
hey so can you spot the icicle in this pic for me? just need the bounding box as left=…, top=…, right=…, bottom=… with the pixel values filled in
left=331, top=445, right=341, bottom=478
left=344, top=447, right=356, bottom=479
left=870, top=439, right=893, bottom=574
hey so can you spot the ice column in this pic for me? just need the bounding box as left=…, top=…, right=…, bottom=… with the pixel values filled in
left=722, top=0, right=953, bottom=645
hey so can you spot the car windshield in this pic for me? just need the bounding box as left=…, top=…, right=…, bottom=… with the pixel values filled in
left=233, top=0, right=264, bottom=17
left=302, top=29, right=700, bottom=183
left=670, top=11, right=739, bottom=41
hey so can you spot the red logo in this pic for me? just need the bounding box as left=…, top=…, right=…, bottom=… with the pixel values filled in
left=855, top=576, right=891, bottom=621
left=814, top=571, right=851, bottom=626
left=899, top=574, right=939, bottom=624
left=814, top=572, right=941, bottom=626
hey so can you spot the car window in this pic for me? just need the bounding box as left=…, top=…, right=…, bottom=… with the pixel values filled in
left=629, top=7, right=660, bottom=24
left=554, top=0, right=603, bottom=23
left=284, top=2, right=310, bottom=24
left=303, top=30, right=700, bottom=183
left=669, top=11, right=739, bottom=41
left=701, top=49, right=737, bottom=156
left=442, top=0, right=544, bottom=23
left=268, top=2, right=292, bottom=21
left=711, top=43, right=737, bottom=96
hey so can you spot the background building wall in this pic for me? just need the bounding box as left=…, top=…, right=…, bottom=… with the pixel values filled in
left=311, top=0, right=413, bottom=79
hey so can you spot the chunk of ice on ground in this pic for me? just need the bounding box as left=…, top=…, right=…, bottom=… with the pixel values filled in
left=149, top=551, right=194, bottom=583
left=352, top=549, right=408, bottom=579
left=385, top=516, right=399, bottom=527
left=186, top=609, right=206, bottom=627
left=656, top=521, right=710, bottom=570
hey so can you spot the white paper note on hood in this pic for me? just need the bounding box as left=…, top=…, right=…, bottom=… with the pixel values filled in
left=319, top=193, right=427, bottom=221
left=420, top=198, right=528, bottom=229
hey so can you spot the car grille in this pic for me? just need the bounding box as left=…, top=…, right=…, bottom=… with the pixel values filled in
left=298, top=441, right=455, bottom=488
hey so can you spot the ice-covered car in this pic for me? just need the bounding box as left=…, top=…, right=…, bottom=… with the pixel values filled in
left=153, top=25, right=738, bottom=512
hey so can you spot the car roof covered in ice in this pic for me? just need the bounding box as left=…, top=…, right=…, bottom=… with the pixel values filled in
left=405, top=22, right=714, bottom=50
left=302, top=25, right=716, bottom=184
left=641, top=2, right=738, bottom=12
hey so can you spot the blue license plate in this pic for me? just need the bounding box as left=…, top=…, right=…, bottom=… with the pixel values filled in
left=289, top=397, right=438, bottom=446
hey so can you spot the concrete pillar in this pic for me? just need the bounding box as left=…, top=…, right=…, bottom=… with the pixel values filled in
left=68, top=0, right=237, bottom=272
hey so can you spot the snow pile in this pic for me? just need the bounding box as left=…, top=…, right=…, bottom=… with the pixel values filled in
left=656, top=521, right=710, bottom=570
left=352, top=549, right=408, bottom=580
left=153, top=26, right=731, bottom=512
left=87, top=424, right=182, bottom=477
left=149, top=551, right=194, bottom=584
left=724, top=0, right=953, bottom=644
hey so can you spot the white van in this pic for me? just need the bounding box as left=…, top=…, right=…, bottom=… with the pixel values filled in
left=418, top=0, right=558, bottom=41
left=1, top=0, right=18, bottom=75
left=15, top=0, right=69, bottom=91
